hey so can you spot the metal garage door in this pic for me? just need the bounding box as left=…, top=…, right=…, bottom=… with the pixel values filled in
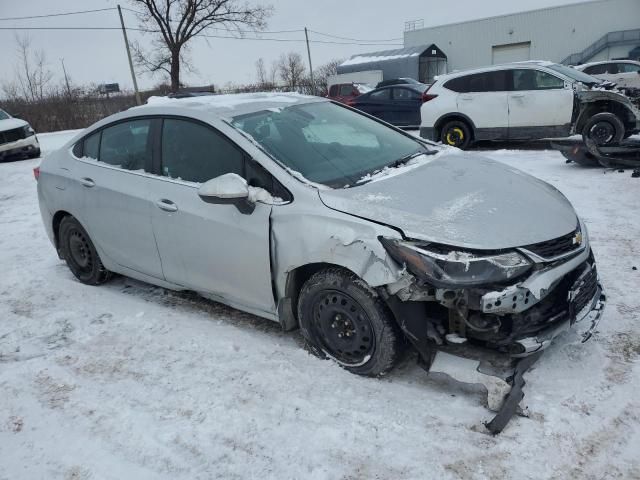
left=492, top=42, right=531, bottom=64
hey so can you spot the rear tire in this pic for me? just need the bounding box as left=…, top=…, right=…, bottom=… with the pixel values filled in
left=440, top=120, right=472, bottom=149
left=297, top=268, right=403, bottom=377
left=582, top=112, right=625, bottom=146
left=59, top=216, right=111, bottom=285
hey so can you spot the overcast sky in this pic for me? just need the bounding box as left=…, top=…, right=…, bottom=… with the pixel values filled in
left=0, top=0, right=587, bottom=91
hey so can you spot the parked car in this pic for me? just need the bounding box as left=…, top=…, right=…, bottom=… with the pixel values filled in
left=37, top=93, right=604, bottom=383
left=0, top=108, right=40, bottom=161
left=575, top=60, right=640, bottom=92
left=420, top=61, right=640, bottom=149
left=351, top=83, right=429, bottom=128
left=326, top=82, right=372, bottom=105
left=376, top=77, right=424, bottom=88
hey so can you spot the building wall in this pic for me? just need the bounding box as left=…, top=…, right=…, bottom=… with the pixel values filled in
left=404, top=0, right=640, bottom=72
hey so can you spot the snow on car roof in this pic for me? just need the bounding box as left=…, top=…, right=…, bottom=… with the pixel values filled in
left=137, top=92, right=326, bottom=116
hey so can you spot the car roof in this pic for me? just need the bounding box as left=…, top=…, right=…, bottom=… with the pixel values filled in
left=576, top=59, right=640, bottom=68
left=132, top=92, right=326, bottom=118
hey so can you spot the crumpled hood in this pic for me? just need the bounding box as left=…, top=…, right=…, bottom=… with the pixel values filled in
left=0, top=118, right=28, bottom=133
left=319, top=153, right=578, bottom=250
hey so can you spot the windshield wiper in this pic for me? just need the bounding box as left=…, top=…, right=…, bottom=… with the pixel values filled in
left=388, top=149, right=433, bottom=169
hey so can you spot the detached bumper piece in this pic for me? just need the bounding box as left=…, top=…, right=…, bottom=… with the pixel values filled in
left=551, top=138, right=640, bottom=169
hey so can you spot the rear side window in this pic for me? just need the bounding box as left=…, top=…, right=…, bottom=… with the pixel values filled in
left=99, top=120, right=152, bottom=170
left=393, top=88, right=421, bottom=100
left=583, top=64, right=606, bottom=75
left=445, top=71, right=508, bottom=93
left=161, top=118, right=244, bottom=183
left=369, top=89, right=390, bottom=100
left=84, top=132, right=101, bottom=160
left=339, top=84, right=355, bottom=96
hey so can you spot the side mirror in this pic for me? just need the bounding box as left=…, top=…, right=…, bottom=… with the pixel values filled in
left=198, top=173, right=254, bottom=214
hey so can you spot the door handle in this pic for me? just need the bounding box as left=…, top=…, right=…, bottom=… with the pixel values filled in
left=460, top=95, right=473, bottom=100
left=510, top=94, right=525, bottom=98
left=80, top=177, right=95, bottom=188
left=156, top=199, right=178, bottom=212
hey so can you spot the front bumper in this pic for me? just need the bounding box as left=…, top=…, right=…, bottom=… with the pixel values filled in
left=0, top=135, right=40, bottom=159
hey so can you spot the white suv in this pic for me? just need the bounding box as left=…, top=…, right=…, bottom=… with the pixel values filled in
left=420, top=61, right=640, bottom=149
left=575, top=60, right=640, bottom=93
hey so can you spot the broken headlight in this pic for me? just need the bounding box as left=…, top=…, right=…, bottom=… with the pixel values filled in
left=380, top=237, right=532, bottom=287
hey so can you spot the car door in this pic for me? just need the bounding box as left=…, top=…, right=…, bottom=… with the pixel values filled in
left=354, top=88, right=392, bottom=122
left=72, top=118, right=164, bottom=279
left=147, top=117, right=275, bottom=315
left=612, top=62, right=640, bottom=90
left=507, top=68, right=574, bottom=138
left=455, top=71, right=509, bottom=137
left=391, top=87, right=422, bottom=127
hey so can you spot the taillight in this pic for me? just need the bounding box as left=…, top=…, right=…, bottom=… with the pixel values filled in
left=33, top=166, right=40, bottom=180
left=346, top=98, right=357, bottom=106
left=422, top=92, right=438, bottom=103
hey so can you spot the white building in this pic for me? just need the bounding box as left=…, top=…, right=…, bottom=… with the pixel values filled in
left=338, top=0, right=640, bottom=84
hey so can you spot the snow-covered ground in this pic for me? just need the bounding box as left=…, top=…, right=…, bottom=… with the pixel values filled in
left=1, top=132, right=639, bottom=479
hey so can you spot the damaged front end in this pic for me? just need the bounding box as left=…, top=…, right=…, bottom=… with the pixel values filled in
left=378, top=220, right=606, bottom=432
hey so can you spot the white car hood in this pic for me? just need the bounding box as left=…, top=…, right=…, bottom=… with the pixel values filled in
left=0, top=118, right=28, bottom=132
left=318, top=154, right=578, bottom=250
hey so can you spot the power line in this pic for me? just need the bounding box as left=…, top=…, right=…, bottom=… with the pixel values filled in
left=0, top=26, right=403, bottom=46
left=308, top=29, right=403, bottom=42
left=0, top=7, right=116, bottom=22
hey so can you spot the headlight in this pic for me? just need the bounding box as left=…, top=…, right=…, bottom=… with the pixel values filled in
left=380, top=237, right=532, bottom=287
left=22, top=125, right=35, bottom=137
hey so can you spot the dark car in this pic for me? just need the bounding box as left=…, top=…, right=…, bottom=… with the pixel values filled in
left=351, top=84, right=428, bottom=128
left=375, top=77, right=423, bottom=88
left=327, top=83, right=373, bottom=105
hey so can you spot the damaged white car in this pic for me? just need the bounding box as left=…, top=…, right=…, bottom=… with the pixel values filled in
left=36, top=93, right=605, bottom=431
left=0, top=108, right=40, bottom=161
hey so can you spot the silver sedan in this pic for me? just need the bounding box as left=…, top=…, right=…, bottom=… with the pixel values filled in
left=37, top=93, right=605, bottom=378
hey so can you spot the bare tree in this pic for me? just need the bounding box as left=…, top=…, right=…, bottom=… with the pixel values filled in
left=13, top=34, right=53, bottom=101
left=277, top=52, right=305, bottom=89
left=314, top=58, right=343, bottom=96
left=255, top=57, right=267, bottom=85
left=131, top=0, right=272, bottom=92
left=268, top=59, right=279, bottom=85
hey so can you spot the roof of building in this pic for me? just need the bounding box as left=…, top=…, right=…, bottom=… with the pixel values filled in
left=340, top=45, right=429, bottom=68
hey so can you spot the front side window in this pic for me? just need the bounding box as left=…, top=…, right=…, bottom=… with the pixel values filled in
left=161, top=118, right=244, bottom=183
left=231, top=101, right=429, bottom=188
left=99, top=119, right=152, bottom=170
left=618, top=63, right=640, bottom=73
left=512, top=69, right=565, bottom=90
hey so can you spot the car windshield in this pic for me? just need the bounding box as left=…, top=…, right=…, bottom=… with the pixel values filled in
left=231, top=101, right=428, bottom=188
left=547, top=63, right=603, bottom=85
left=0, top=109, right=10, bottom=120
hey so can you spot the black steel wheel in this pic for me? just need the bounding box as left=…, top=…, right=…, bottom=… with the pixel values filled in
left=297, top=268, right=403, bottom=376
left=440, top=120, right=472, bottom=149
left=59, top=216, right=111, bottom=285
left=582, top=112, right=625, bottom=146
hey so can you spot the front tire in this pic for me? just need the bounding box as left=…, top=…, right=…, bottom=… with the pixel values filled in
left=297, top=268, right=403, bottom=377
left=582, top=112, right=624, bottom=146
left=440, top=120, right=472, bottom=149
left=59, top=216, right=111, bottom=285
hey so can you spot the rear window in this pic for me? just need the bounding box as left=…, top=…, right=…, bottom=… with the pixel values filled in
left=444, top=71, right=508, bottom=93
left=329, top=85, right=339, bottom=97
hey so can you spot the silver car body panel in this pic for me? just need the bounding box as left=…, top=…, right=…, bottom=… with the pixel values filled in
left=318, top=154, right=578, bottom=249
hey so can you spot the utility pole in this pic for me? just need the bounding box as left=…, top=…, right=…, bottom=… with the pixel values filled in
left=304, top=27, right=315, bottom=95
left=60, top=58, right=72, bottom=97
left=118, top=4, right=141, bottom=105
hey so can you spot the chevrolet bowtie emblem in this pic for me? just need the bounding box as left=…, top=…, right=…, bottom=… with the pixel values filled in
left=573, top=232, right=583, bottom=245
